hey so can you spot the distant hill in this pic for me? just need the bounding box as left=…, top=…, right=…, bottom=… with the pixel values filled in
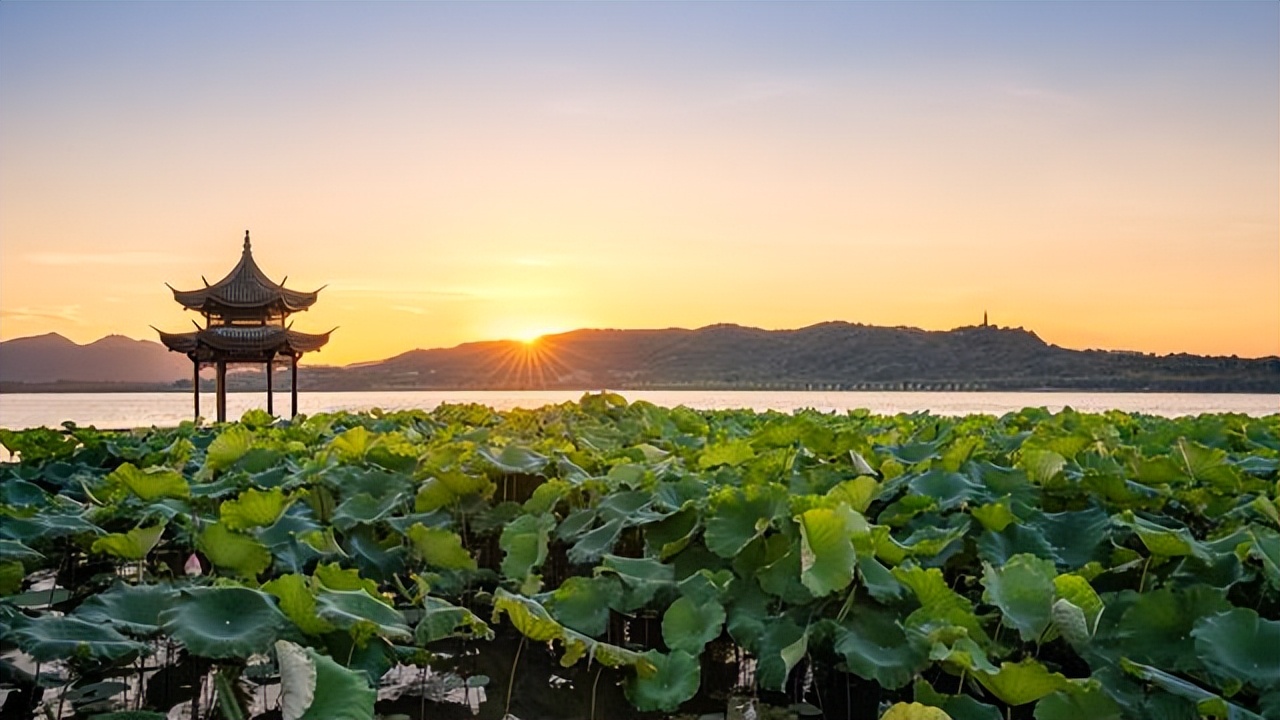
left=0, top=333, right=189, bottom=385
left=300, top=322, right=1280, bottom=393
left=3, top=323, right=1278, bottom=393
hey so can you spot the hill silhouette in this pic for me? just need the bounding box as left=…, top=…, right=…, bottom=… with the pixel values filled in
left=2, top=323, right=1277, bottom=393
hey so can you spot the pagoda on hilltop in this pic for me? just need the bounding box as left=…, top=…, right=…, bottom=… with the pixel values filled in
left=156, top=231, right=332, bottom=422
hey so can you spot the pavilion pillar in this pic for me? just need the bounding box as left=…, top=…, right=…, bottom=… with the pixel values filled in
left=266, top=354, right=275, bottom=416
left=192, top=357, right=200, bottom=422
left=290, top=354, right=299, bottom=418
left=216, top=359, right=227, bottom=423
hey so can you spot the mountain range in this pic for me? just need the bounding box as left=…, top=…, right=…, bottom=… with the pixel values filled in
left=2, top=323, right=1277, bottom=393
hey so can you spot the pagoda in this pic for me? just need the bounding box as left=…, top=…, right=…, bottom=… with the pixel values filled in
left=156, top=231, right=332, bottom=422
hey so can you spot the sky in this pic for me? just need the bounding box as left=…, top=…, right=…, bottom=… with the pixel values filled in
left=1, top=2, right=1276, bottom=365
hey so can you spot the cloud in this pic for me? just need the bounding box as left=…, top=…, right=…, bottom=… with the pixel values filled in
left=25, top=252, right=181, bottom=266
left=0, top=305, right=83, bottom=323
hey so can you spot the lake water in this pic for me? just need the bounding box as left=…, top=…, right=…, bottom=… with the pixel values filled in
left=0, top=390, right=1275, bottom=430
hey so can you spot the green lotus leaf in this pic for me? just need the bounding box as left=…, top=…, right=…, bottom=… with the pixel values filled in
left=910, top=471, right=981, bottom=511
left=75, top=582, right=177, bottom=636
left=161, top=587, right=290, bottom=659
left=857, top=555, right=905, bottom=602
left=405, top=524, right=476, bottom=570
left=14, top=616, right=148, bottom=662
left=643, top=507, right=700, bottom=559
left=197, top=522, right=272, bottom=579
left=276, top=639, right=376, bottom=720
left=624, top=649, right=701, bottom=713
left=1051, top=574, right=1103, bottom=632
left=833, top=607, right=930, bottom=690
left=1033, top=687, right=1123, bottom=720
left=0, top=560, right=22, bottom=595
left=971, top=501, right=1017, bottom=532
left=477, top=444, right=548, bottom=475
left=91, top=522, right=166, bottom=560
left=499, top=512, right=555, bottom=581
left=797, top=504, right=858, bottom=597
left=1103, top=586, right=1230, bottom=671
left=220, top=487, right=294, bottom=530
left=90, top=712, right=169, bottom=720
left=263, top=574, right=335, bottom=636
left=981, top=553, right=1057, bottom=643
left=1191, top=608, right=1280, bottom=691
left=331, top=492, right=404, bottom=531
left=881, top=703, right=953, bottom=720
left=974, top=659, right=1073, bottom=706
left=328, top=426, right=375, bottom=462
left=1019, top=449, right=1066, bottom=485
left=0, top=539, right=43, bottom=563
left=598, top=554, right=675, bottom=612
left=892, top=563, right=987, bottom=642
left=1113, top=511, right=1208, bottom=559
left=755, top=618, right=807, bottom=691
left=912, top=679, right=1001, bottom=720
left=547, top=575, right=622, bottom=638
left=826, top=476, right=880, bottom=513
left=313, top=562, right=380, bottom=596
left=106, top=463, right=189, bottom=501
left=661, top=595, right=725, bottom=655
left=1175, top=438, right=1241, bottom=489
left=315, top=588, right=411, bottom=642
left=704, top=485, right=786, bottom=558
left=567, top=517, right=624, bottom=564
left=0, top=512, right=103, bottom=542
left=415, top=595, right=493, bottom=645
left=414, top=471, right=493, bottom=512
left=491, top=587, right=563, bottom=642
left=205, top=426, right=254, bottom=472
left=1118, top=658, right=1263, bottom=720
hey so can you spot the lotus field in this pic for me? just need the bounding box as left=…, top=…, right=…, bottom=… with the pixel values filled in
left=0, top=394, right=1277, bottom=719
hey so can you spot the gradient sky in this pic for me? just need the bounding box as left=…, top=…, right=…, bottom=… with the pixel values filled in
left=1, top=2, right=1276, bottom=365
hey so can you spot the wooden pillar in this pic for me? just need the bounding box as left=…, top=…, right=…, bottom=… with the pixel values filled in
left=266, top=355, right=274, bottom=416
left=290, top=354, right=299, bottom=418
left=192, top=357, right=200, bottom=422
left=216, top=359, right=227, bottom=423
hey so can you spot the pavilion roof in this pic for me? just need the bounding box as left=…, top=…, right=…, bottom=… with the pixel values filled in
left=170, top=231, right=321, bottom=313
left=157, top=326, right=332, bottom=360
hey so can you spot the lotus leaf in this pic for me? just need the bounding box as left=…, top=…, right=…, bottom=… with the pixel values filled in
left=981, top=553, right=1057, bottom=643
left=974, top=659, right=1074, bottom=706
left=477, top=444, right=548, bottom=474
left=331, top=491, right=404, bottom=531
left=880, top=704, right=953, bottom=720
left=91, top=522, right=165, bottom=560
left=661, top=595, right=725, bottom=654
left=263, top=574, right=335, bottom=636
left=797, top=504, right=858, bottom=597
left=755, top=618, right=807, bottom=691
left=405, top=524, right=476, bottom=570
left=315, top=588, right=411, bottom=642
left=328, top=426, right=375, bottom=462
left=204, top=425, right=254, bottom=472
left=13, top=616, right=148, bottom=662
left=415, top=595, right=493, bottom=644
left=547, top=575, right=622, bottom=637
left=75, top=582, right=176, bottom=636
left=106, top=463, right=189, bottom=501
left=833, top=607, right=930, bottom=689
left=624, top=649, right=701, bottom=712
left=160, top=587, right=291, bottom=658
left=276, top=639, right=375, bottom=720
left=220, top=487, right=294, bottom=530
left=704, top=485, right=786, bottom=557
left=598, top=554, right=675, bottom=612
left=1191, top=608, right=1280, bottom=691
left=197, top=522, right=272, bottom=578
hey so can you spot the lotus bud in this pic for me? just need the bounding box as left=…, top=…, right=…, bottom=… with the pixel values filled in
left=184, top=553, right=203, bottom=576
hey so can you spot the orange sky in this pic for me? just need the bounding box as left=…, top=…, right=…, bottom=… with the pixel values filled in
left=1, top=3, right=1276, bottom=364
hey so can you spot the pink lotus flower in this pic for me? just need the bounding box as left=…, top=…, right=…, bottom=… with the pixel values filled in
left=184, top=553, right=203, bottom=577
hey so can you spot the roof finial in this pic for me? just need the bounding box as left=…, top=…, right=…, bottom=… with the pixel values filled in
left=243, top=230, right=251, bottom=253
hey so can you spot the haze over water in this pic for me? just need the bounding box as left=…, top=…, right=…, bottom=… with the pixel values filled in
left=1, top=391, right=1274, bottom=431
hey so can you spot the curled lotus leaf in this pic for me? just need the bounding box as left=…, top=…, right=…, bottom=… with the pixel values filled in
left=91, top=522, right=166, bottom=561
left=220, top=487, right=294, bottom=530
left=160, top=587, right=291, bottom=659
left=13, top=616, right=148, bottom=662
left=197, top=522, right=272, bottom=579
left=477, top=444, right=548, bottom=475
left=106, top=463, right=189, bottom=501
left=277, top=639, right=375, bottom=720
left=974, top=658, right=1074, bottom=706
left=314, top=588, right=412, bottom=642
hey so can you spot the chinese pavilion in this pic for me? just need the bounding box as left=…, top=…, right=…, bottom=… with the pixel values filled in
left=156, top=231, right=332, bottom=422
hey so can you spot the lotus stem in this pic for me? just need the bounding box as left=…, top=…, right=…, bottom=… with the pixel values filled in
left=505, top=635, right=526, bottom=719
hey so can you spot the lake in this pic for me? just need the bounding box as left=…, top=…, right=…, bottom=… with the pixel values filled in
left=0, top=390, right=1275, bottom=430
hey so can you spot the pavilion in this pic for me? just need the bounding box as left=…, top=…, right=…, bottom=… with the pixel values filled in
left=156, top=231, right=332, bottom=422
